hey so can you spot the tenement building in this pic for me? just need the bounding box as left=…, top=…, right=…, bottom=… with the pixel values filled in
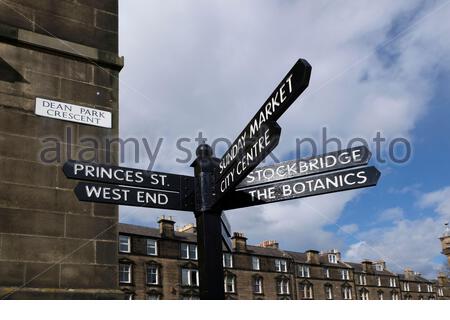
left=118, top=217, right=450, bottom=300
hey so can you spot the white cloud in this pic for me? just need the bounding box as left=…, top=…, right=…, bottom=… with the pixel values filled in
left=378, top=207, right=405, bottom=222
left=339, top=224, right=359, bottom=234
left=418, top=186, right=450, bottom=220
left=117, top=1, right=450, bottom=275
left=345, top=218, right=444, bottom=277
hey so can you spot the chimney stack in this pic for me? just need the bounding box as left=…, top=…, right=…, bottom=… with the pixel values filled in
left=306, top=250, right=320, bottom=264
left=404, top=268, right=415, bottom=280
left=176, top=223, right=197, bottom=234
left=437, top=272, right=448, bottom=286
left=158, top=215, right=175, bottom=238
left=259, top=240, right=279, bottom=249
left=232, top=232, right=247, bottom=251
left=440, top=222, right=450, bottom=268
left=362, top=260, right=373, bottom=273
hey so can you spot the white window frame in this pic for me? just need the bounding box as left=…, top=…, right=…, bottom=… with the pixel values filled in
left=224, top=275, right=235, bottom=293
left=119, top=263, right=131, bottom=284
left=223, top=253, right=233, bottom=268
left=418, top=284, right=421, bottom=292
left=377, top=276, right=381, bottom=287
left=427, top=284, right=432, bottom=292
left=146, top=265, right=159, bottom=285
left=325, top=285, right=333, bottom=300
left=181, top=243, right=198, bottom=260
left=378, top=291, right=384, bottom=300
left=360, top=289, right=369, bottom=300
left=324, top=268, right=330, bottom=278
left=342, top=286, right=352, bottom=300
left=146, top=239, right=157, bottom=256
left=254, top=277, right=263, bottom=294
left=181, top=268, right=199, bottom=287
left=277, top=279, right=290, bottom=294
left=341, top=269, right=350, bottom=280
left=328, top=254, right=337, bottom=263
left=298, top=265, right=310, bottom=278
left=252, top=256, right=260, bottom=271
left=375, top=264, right=383, bottom=271
left=390, top=277, right=396, bottom=287
left=146, top=294, right=160, bottom=300
left=438, top=288, right=443, bottom=297
left=299, top=283, right=313, bottom=299
left=359, top=274, right=367, bottom=285
left=275, top=259, right=287, bottom=272
left=403, top=282, right=410, bottom=292
left=119, top=235, right=130, bottom=253
left=391, top=292, right=399, bottom=300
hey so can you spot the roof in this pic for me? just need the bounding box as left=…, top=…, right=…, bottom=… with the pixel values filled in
left=246, top=245, right=290, bottom=258
left=119, top=223, right=197, bottom=242
left=344, top=262, right=396, bottom=275
left=398, top=274, right=432, bottom=283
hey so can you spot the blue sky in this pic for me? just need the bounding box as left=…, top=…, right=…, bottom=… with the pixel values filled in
left=118, top=0, right=450, bottom=278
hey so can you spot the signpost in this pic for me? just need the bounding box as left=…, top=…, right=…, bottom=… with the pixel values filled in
left=63, top=59, right=382, bottom=300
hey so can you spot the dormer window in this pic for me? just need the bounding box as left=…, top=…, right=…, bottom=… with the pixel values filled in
left=328, top=254, right=337, bottom=263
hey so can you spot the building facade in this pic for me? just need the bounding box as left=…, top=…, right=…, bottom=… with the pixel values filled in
left=0, top=0, right=123, bottom=299
left=118, top=217, right=449, bottom=300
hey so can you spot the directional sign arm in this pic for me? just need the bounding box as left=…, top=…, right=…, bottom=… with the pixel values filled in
left=222, top=166, right=381, bottom=210
left=217, top=59, right=311, bottom=179
left=237, top=146, right=372, bottom=188
left=63, top=160, right=194, bottom=192
left=214, top=121, right=281, bottom=202
left=74, top=182, right=195, bottom=212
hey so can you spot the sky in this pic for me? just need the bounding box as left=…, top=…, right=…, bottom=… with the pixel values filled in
left=117, top=0, right=450, bottom=278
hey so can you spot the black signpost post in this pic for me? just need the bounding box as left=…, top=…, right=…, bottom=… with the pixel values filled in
left=63, top=59, right=382, bottom=300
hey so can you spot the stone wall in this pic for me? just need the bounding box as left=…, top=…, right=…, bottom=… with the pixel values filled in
left=0, top=0, right=123, bottom=299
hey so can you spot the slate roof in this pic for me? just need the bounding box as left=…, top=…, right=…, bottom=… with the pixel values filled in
left=119, top=223, right=197, bottom=242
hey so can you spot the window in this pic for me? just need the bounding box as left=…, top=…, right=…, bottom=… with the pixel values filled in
left=181, top=268, right=199, bottom=287
left=438, top=288, right=444, bottom=297
left=299, top=283, right=313, bottom=299
left=180, top=243, right=197, bottom=260
left=223, top=253, right=233, bottom=268
left=359, top=289, right=369, bottom=300
left=254, top=277, right=263, bottom=294
left=119, top=264, right=131, bottom=283
left=328, top=254, right=337, bottom=263
left=224, top=275, right=235, bottom=293
left=146, top=265, right=158, bottom=285
left=418, top=284, right=421, bottom=292
left=252, top=256, right=260, bottom=270
left=146, top=239, right=157, bottom=256
left=378, top=291, right=384, bottom=300
left=324, top=268, right=330, bottom=278
left=427, top=284, right=433, bottom=292
left=298, top=265, right=310, bottom=278
left=389, top=277, right=396, bottom=287
left=377, top=277, right=381, bottom=287
left=146, top=294, right=160, bottom=300
left=358, top=274, right=367, bottom=285
left=276, top=279, right=290, bottom=294
left=391, top=291, right=399, bottom=300
left=375, top=264, right=384, bottom=271
left=342, top=286, right=352, bottom=300
left=275, top=259, right=287, bottom=272
left=325, top=285, right=333, bottom=300
left=403, top=282, right=410, bottom=292
left=124, top=293, right=134, bottom=300
left=119, top=235, right=130, bottom=253
left=341, top=269, right=350, bottom=280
